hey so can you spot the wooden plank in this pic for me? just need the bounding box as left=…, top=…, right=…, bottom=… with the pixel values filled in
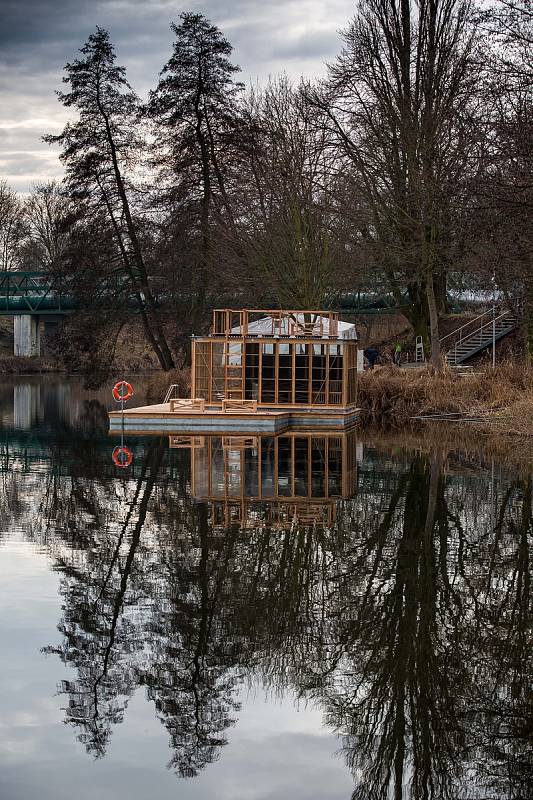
left=342, top=343, right=347, bottom=407
left=325, top=437, right=329, bottom=499
left=307, top=436, right=311, bottom=499
left=169, top=435, right=205, bottom=448
left=325, top=343, right=330, bottom=405
left=191, top=339, right=196, bottom=398
left=258, top=342, right=263, bottom=404
left=291, top=435, right=295, bottom=498
left=258, top=435, right=263, bottom=499
left=274, top=342, right=279, bottom=404
left=208, top=340, right=212, bottom=403
left=307, top=344, right=312, bottom=406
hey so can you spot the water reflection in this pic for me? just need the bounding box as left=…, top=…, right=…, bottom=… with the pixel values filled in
left=0, top=379, right=531, bottom=799
left=189, top=432, right=359, bottom=529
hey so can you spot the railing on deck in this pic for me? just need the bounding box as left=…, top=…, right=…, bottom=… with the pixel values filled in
left=164, top=384, right=181, bottom=403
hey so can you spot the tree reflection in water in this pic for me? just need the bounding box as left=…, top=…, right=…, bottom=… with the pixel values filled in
left=2, top=423, right=530, bottom=798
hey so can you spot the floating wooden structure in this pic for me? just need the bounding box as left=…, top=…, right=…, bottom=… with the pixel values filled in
left=109, top=309, right=360, bottom=434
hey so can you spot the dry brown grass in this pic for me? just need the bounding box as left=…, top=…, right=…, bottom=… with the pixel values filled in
left=488, top=392, right=533, bottom=437
left=358, top=363, right=533, bottom=434
left=0, top=355, right=63, bottom=374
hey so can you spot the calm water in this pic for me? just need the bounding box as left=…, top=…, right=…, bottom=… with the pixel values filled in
left=0, top=376, right=531, bottom=800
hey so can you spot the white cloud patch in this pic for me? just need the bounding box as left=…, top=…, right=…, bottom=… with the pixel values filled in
left=0, top=0, right=355, bottom=191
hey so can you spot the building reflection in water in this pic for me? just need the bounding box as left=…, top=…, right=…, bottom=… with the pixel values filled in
left=173, top=431, right=359, bottom=529
left=2, top=401, right=528, bottom=800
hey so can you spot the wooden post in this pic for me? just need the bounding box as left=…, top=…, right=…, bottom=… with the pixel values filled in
left=291, top=343, right=296, bottom=405
left=191, top=338, right=196, bottom=399
left=342, top=343, right=347, bottom=408
left=308, top=343, right=313, bottom=406
left=323, top=344, right=330, bottom=406
left=258, top=342, right=263, bottom=404
left=274, top=342, right=279, bottom=404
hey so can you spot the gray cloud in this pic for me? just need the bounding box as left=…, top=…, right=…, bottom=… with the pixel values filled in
left=0, top=0, right=355, bottom=191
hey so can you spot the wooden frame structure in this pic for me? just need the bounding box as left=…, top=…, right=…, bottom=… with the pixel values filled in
left=192, top=309, right=358, bottom=410
left=190, top=431, right=358, bottom=529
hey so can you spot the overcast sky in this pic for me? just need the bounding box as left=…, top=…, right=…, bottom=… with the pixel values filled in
left=0, top=0, right=355, bottom=193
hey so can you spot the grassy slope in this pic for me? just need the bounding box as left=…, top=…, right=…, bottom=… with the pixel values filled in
left=358, top=364, right=533, bottom=436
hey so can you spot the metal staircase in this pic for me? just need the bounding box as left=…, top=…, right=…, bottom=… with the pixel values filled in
left=441, top=309, right=517, bottom=365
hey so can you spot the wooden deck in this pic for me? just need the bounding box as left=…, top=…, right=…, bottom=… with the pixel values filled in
left=108, top=402, right=360, bottom=435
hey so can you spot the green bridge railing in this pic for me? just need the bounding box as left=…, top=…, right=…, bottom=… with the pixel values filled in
left=0, top=271, right=75, bottom=315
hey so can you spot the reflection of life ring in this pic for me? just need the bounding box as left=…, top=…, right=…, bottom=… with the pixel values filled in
left=113, top=381, right=133, bottom=402
left=112, top=445, right=133, bottom=468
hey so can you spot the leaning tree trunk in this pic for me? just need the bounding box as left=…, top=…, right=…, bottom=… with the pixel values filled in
left=97, top=95, right=175, bottom=371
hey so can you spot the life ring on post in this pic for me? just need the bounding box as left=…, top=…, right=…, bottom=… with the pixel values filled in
left=112, top=381, right=134, bottom=403
left=112, top=445, right=133, bottom=468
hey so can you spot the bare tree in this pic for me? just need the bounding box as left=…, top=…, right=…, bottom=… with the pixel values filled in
left=0, top=179, right=26, bottom=271
left=309, top=0, right=480, bottom=369
left=24, top=181, right=70, bottom=270
left=231, top=77, right=360, bottom=309
left=474, top=0, right=533, bottom=359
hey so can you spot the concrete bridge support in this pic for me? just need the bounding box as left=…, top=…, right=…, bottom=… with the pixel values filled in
left=14, top=315, right=40, bottom=357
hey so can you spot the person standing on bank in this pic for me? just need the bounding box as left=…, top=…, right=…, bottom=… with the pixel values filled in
left=394, top=342, right=402, bottom=366
left=365, top=346, right=379, bottom=370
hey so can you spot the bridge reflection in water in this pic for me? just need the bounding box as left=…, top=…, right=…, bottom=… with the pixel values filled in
left=171, top=432, right=360, bottom=529
left=2, top=376, right=531, bottom=800
left=11, top=381, right=72, bottom=430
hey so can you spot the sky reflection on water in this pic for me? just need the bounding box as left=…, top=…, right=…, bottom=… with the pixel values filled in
left=0, top=377, right=531, bottom=800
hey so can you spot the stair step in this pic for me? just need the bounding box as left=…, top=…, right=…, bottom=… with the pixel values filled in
left=444, top=318, right=518, bottom=362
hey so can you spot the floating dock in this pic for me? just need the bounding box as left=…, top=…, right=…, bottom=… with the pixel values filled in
left=108, top=402, right=360, bottom=435
left=109, top=308, right=361, bottom=436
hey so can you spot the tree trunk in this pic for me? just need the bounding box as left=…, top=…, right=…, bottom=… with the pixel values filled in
left=426, top=270, right=443, bottom=371
left=191, top=78, right=212, bottom=345
left=404, top=281, right=431, bottom=356
left=96, top=93, right=175, bottom=371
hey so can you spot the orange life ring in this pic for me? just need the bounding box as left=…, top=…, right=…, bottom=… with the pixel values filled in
left=112, top=445, right=133, bottom=468
left=113, top=381, right=133, bottom=402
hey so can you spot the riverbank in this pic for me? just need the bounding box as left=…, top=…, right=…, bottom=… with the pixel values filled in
left=3, top=354, right=531, bottom=442
left=0, top=355, right=65, bottom=374
left=142, top=362, right=533, bottom=439
left=358, top=364, right=533, bottom=437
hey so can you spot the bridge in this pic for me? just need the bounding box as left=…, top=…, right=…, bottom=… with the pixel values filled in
left=1, top=272, right=404, bottom=359
left=0, top=271, right=75, bottom=357
left=1, top=272, right=518, bottom=364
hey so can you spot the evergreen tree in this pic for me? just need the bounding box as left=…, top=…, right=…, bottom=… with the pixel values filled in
left=46, top=27, right=175, bottom=370
left=147, top=13, right=243, bottom=334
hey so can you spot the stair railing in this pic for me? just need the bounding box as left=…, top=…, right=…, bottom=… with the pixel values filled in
left=164, top=384, right=181, bottom=403
left=440, top=309, right=493, bottom=348
left=441, top=309, right=514, bottom=363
